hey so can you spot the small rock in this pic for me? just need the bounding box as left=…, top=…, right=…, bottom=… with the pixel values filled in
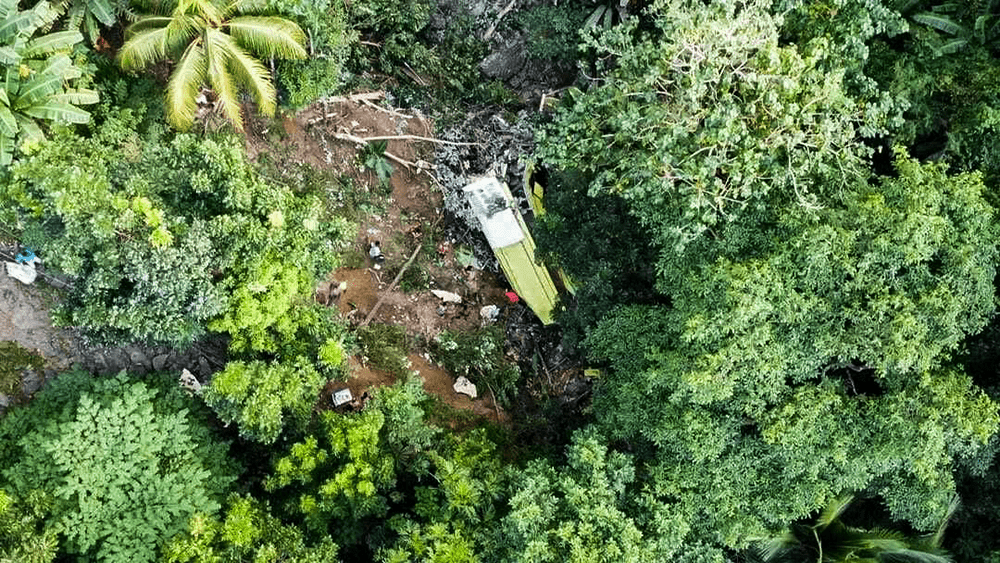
left=22, top=372, right=42, bottom=395
left=453, top=376, right=477, bottom=399
left=179, top=369, right=202, bottom=394
left=436, top=305, right=447, bottom=317
left=129, top=349, right=149, bottom=368
left=198, top=356, right=211, bottom=377
left=431, top=289, right=462, bottom=303
left=0, top=394, right=10, bottom=408
left=152, top=354, right=169, bottom=372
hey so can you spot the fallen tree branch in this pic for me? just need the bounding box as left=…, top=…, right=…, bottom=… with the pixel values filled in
left=322, top=91, right=384, bottom=103
left=361, top=99, right=413, bottom=119
left=484, top=0, right=518, bottom=40
left=361, top=244, right=423, bottom=327
left=346, top=132, right=478, bottom=147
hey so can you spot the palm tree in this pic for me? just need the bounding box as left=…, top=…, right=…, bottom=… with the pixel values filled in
left=757, top=495, right=957, bottom=563
left=118, top=0, right=307, bottom=131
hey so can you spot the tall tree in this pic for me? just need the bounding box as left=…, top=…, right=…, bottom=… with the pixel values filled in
left=118, top=0, right=307, bottom=131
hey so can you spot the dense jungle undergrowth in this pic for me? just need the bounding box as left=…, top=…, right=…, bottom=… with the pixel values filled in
left=5, top=1, right=1000, bottom=562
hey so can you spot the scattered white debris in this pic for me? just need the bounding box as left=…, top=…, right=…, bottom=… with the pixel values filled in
left=332, top=388, right=353, bottom=407
left=431, top=289, right=462, bottom=303
left=480, top=305, right=500, bottom=322
left=179, top=369, right=202, bottom=394
left=453, top=376, right=478, bottom=399
left=4, top=262, right=36, bottom=285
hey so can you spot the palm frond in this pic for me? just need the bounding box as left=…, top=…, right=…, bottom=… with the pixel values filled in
left=124, top=15, right=172, bottom=37
left=756, top=531, right=799, bottom=562
left=0, top=45, right=19, bottom=65
left=176, top=0, right=222, bottom=25
left=0, top=130, right=13, bottom=166
left=205, top=28, right=242, bottom=129
left=226, top=0, right=267, bottom=17
left=225, top=16, right=306, bottom=59
left=118, top=25, right=174, bottom=70
left=928, top=494, right=959, bottom=549
left=83, top=9, right=100, bottom=44
left=43, top=53, right=81, bottom=80
left=13, top=72, right=64, bottom=110
left=23, top=30, right=84, bottom=57
left=0, top=11, right=37, bottom=42
left=0, top=0, right=17, bottom=21
left=164, top=36, right=206, bottom=131
left=212, top=29, right=273, bottom=116
left=938, top=37, right=968, bottom=53
left=880, top=548, right=953, bottom=563
left=67, top=2, right=86, bottom=34
left=14, top=113, right=44, bottom=140
left=815, top=495, right=854, bottom=531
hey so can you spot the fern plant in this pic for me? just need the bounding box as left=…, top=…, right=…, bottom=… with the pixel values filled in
left=0, top=371, right=237, bottom=563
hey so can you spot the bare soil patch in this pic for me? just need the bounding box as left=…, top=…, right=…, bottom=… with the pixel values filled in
left=246, top=96, right=512, bottom=424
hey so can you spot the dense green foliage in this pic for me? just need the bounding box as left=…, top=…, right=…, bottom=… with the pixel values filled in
left=1, top=101, right=352, bottom=346
left=0, top=371, right=237, bottom=563
left=202, top=358, right=327, bottom=444
left=161, top=495, right=339, bottom=562
left=4, top=0, right=1000, bottom=560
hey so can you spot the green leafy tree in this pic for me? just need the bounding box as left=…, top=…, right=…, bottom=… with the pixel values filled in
left=265, top=376, right=436, bottom=547
left=266, top=408, right=395, bottom=544
left=0, top=371, right=238, bottom=563
left=118, top=0, right=307, bottom=131
left=0, top=0, right=97, bottom=165
left=202, top=357, right=327, bottom=444
left=492, top=427, right=701, bottom=563
left=1, top=113, right=352, bottom=346
left=572, top=145, right=999, bottom=545
left=161, top=495, right=339, bottom=563
left=534, top=0, right=899, bottom=290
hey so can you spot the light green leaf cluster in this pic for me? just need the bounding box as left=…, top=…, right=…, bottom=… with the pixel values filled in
left=2, top=125, right=352, bottom=346
left=0, top=489, right=58, bottom=563
left=493, top=427, right=694, bottom=563
left=0, top=371, right=237, bottom=563
left=202, top=357, right=327, bottom=444
left=266, top=408, right=395, bottom=541
left=161, top=495, right=339, bottom=563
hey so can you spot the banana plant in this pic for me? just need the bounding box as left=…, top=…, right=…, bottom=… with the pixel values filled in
left=898, top=0, right=1000, bottom=54
left=0, top=0, right=97, bottom=166
left=47, top=0, right=137, bottom=46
